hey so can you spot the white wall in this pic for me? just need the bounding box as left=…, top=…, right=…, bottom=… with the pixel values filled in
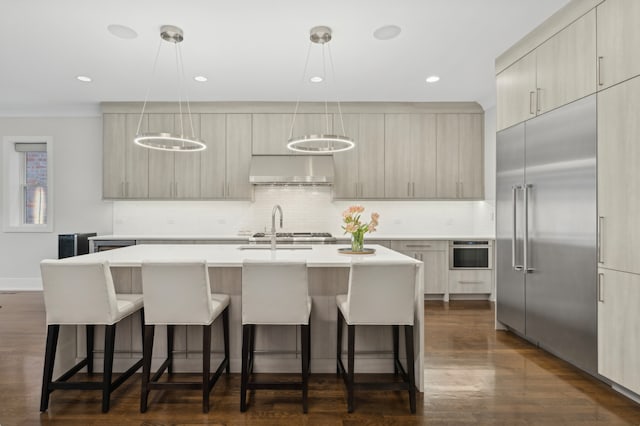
left=0, top=117, right=113, bottom=290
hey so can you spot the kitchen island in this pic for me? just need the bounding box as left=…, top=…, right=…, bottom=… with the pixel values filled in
left=51, top=244, right=424, bottom=391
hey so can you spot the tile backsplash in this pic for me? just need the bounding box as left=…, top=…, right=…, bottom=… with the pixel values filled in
left=112, top=186, right=494, bottom=237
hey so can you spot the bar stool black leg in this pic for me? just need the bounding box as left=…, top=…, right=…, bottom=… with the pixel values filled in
left=202, top=324, right=212, bottom=413
left=40, top=324, right=59, bottom=412
left=347, top=324, right=355, bottom=413
left=240, top=324, right=251, bottom=412
left=301, top=323, right=310, bottom=414
left=222, top=307, right=230, bottom=374
left=336, top=310, right=343, bottom=375
left=102, top=324, right=116, bottom=413
left=392, top=324, right=399, bottom=375
left=404, top=324, right=416, bottom=414
left=140, top=324, right=155, bottom=413
left=86, top=325, right=94, bottom=374
left=167, top=324, right=174, bottom=375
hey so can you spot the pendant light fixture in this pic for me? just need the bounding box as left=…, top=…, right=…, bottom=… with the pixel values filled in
left=134, top=25, right=206, bottom=152
left=287, top=26, right=355, bottom=154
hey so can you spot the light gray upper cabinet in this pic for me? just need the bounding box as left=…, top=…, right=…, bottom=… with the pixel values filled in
left=437, top=113, right=485, bottom=199
left=536, top=9, right=596, bottom=115
left=436, top=114, right=459, bottom=198
left=496, top=9, right=596, bottom=130
left=225, top=114, right=252, bottom=199
left=174, top=114, right=201, bottom=199
left=332, top=113, right=385, bottom=199
left=496, top=51, right=537, bottom=131
left=458, top=114, right=484, bottom=199
left=384, top=114, right=437, bottom=199
left=597, top=0, right=640, bottom=90
left=147, top=113, right=202, bottom=199
left=200, top=114, right=226, bottom=198
left=252, top=113, right=333, bottom=155
left=103, top=113, right=149, bottom=199
left=200, top=113, right=252, bottom=199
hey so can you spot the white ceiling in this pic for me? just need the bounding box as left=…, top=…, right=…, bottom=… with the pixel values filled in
left=1, top=0, right=570, bottom=116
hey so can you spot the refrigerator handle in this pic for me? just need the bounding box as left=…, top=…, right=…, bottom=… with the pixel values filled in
left=512, top=185, right=523, bottom=271
left=524, top=184, right=534, bottom=273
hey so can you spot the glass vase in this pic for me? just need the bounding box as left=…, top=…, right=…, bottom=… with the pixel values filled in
left=351, top=231, right=364, bottom=252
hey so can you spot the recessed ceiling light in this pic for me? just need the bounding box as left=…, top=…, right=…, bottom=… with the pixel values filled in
left=76, top=75, right=92, bottom=83
left=107, top=24, right=138, bottom=40
left=373, top=25, right=402, bottom=40
left=309, top=76, right=323, bottom=83
left=426, top=75, right=440, bottom=83
left=194, top=76, right=208, bottom=82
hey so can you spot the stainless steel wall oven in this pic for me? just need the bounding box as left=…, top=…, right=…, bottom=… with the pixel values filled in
left=449, top=240, right=492, bottom=269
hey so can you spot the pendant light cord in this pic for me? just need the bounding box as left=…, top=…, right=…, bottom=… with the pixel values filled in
left=289, top=40, right=313, bottom=140
left=177, top=42, right=196, bottom=139
left=327, top=42, right=346, bottom=137
left=136, top=37, right=164, bottom=136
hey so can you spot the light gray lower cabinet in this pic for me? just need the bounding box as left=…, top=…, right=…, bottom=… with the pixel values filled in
left=333, top=113, right=385, bottom=199
left=597, top=268, right=640, bottom=396
left=448, top=270, right=493, bottom=294
left=391, top=240, right=448, bottom=296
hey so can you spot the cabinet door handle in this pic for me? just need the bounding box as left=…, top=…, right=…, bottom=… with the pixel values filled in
left=597, top=56, right=604, bottom=86
left=174, top=182, right=179, bottom=198
left=458, top=281, right=484, bottom=285
left=406, top=244, right=432, bottom=248
left=598, top=273, right=604, bottom=302
left=459, top=182, right=463, bottom=198
left=407, top=182, right=411, bottom=197
left=222, top=182, right=225, bottom=197
left=529, top=91, right=536, bottom=115
left=536, top=88, right=541, bottom=113
left=597, top=216, right=604, bottom=264
left=226, top=182, right=230, bottom=198
left=355, top=183, right=358, bottom=197
left=121, top=182, right=126, bottom=197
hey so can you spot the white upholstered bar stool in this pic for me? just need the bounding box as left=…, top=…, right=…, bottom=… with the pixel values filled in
left=240, top=260, right=312, bottom=413
left=39, top=260, right=144, bottom=413
left=336, top=262, right=419, bottom=413
left=139, top=260, right=230, bottom=413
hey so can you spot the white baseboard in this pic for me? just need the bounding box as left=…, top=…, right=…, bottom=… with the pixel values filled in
left=0, top=277, right=42, bottom=291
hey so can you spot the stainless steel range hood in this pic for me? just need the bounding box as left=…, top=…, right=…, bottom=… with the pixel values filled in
left=249, top=155, right=334, bottom=185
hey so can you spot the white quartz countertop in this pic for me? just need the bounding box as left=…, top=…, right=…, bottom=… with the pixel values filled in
left=90, top=234, right=494, bottom=241
left=59, top=244, right=421, bottom=268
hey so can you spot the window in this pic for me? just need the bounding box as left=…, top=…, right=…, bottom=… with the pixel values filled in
left=3, top=136, right=54, bottom=232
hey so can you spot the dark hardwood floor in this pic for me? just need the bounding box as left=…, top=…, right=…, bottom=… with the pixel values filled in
left=1, top=292, right=639, bottom=425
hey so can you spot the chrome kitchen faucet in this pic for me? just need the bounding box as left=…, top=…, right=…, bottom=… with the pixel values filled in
left=271, top=205, right=283, bottom=250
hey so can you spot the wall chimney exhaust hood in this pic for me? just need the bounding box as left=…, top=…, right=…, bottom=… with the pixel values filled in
left=249, top=155, right=334, bottom=185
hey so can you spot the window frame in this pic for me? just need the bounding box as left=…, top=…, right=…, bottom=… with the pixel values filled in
left=2, top=136, right=54, bottom=232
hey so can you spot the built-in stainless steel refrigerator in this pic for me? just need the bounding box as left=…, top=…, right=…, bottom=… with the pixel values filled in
left=496, top=95, right=597, bottom=375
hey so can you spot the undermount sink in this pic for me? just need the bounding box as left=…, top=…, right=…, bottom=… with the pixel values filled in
left=237, top=244, right=313, bottom=250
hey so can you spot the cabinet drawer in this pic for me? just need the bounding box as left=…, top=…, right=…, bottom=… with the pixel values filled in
left=448, top=270, right=492, bottom=294
left=390, top=240, right=447, bottom=252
